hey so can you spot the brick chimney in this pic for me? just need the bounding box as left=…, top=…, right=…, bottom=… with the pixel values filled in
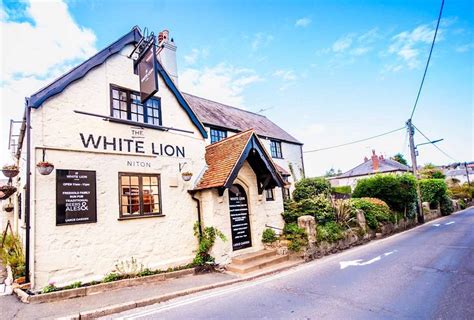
left=371, top=150, right=379, bottom=172
left=157, top=30, right=178, bottom=87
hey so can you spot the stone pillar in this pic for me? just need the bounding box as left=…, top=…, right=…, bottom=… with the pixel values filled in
left=297, top=215, right=316, bottom=245
left=355, top=209, right=367, bottom=232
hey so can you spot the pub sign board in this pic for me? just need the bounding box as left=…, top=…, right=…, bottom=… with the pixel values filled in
left=137, top=38, right=159, bottom=104
left=56, top=169, right=97, bottom=226
left=228, top=184, right=252, bottom=250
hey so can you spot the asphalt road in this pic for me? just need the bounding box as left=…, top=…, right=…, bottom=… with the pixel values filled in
left=113, top=208, right=474, bottom=320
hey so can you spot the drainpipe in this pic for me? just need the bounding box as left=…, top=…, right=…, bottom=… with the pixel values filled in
left=24, top=104, right=31, bottom=284
left=189, top=191, right=202, bottom=238
left=299, top=144, right=306, bottom=179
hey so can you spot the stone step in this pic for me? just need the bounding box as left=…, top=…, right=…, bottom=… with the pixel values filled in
left=227, top=254, right=289, bottom=274
left=231, top=249, right=277, bottom=265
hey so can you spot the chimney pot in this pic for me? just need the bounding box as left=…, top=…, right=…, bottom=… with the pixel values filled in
left=371, top=150, right=379, bottom=172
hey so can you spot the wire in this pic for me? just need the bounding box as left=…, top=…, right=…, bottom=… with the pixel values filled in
left=409, top=0, right=445, bottom=120
left=304, top=127, right=405, bottom=153
left=412, top=124, right=457, bottom=161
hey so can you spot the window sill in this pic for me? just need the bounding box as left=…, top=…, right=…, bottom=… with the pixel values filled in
left=118, top=214, right=165, bottom=221
left=272, top=157, right=284, bottom=159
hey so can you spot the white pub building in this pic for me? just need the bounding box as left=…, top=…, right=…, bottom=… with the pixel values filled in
left=4, top=28, right=304, bottom=290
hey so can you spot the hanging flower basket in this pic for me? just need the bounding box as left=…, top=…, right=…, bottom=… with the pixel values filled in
left=2, top=165, right=19, bottom=178
left=3, top=202, right=14, bottom=213
left=181, top=171, right=193, bottom=182
left=36, top=161, right=54, bottom=175
left=0, top=185, right=17, bottom=200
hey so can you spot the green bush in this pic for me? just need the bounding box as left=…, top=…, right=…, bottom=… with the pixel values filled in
left=449, top=183, right=474, bottom=201
left=316, top=222, right=344, bottom=243
left=292, top=177, right=331, bottom=201
left=282, top=195, right=335, bottom=224
left=262, top=228, right=277, bottom=244
left=351, top=198, right=391, bottom=230
left=352, top=173, right=417, bottom=216
left=458, top=199, right=466, bottom=209
left=283, top=223, right=308, bottom=252
left=440, top=195, right=454, bottom=216
left=419, top=179, right=447, bottom=206
left=332, top=186, right=352, bottom=195
left=0, top=234, right=25, bottom=279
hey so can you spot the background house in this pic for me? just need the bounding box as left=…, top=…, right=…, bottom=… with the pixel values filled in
left=329, top=150, right=411, bottom=190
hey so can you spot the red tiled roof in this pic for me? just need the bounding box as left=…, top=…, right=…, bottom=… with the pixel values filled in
left=195, top=130, right=254, bottom=190
left=274, top=163, right=291, bottom=176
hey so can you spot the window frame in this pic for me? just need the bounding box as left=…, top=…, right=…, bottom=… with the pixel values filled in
left=270, top=140, right=283, bottom=159
left=265, top=188, right=274, bottom=201
left=118, top=172, right=163, bottom=220
left=210, top=127, right=228, bottom=144
left=283, top=187, right=291, bottom=201
left=110, top=84, right=162, bottom=126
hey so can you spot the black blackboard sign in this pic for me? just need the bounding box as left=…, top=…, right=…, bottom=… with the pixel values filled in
left=137, top=39, right=158, bottom=104
left=228, top=184, right=252, bottom=250
left=56, top=169, right=97, bottom=226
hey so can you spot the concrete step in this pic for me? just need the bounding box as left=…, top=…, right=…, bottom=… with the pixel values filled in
left=231, top=249, right=277, bottom=265
left=227, top=253, right=290, bottom=274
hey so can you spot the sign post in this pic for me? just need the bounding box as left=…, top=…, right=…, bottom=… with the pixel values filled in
left=137, top=38, right=159, bottom=104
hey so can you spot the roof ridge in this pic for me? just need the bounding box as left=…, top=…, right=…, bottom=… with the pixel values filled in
left=205, top=129, right=254, bottom=149
left=182, top=92, right=267, bottom=118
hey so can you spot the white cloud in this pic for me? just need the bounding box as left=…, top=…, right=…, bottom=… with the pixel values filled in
left=351, top=47, right=371, bottom=56
left=332, top=35, right=353, bottom=53
left=387, top=23, right=442, bottom=70
left=273, top=69, right=297, bottom=81
left=180, top=63, right=263, bottom=107
left=184, top=48, right=209, bottom=65
left=251, top=32, right=273, bottom=51
left=0, top=0, right=97, bottom=164
left=455, top=43, right=474, bottom=53
left=295, top=17, right=311, bottom=27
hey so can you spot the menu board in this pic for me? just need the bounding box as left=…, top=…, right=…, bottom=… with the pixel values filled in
left=56, top=169, right=97, bottom=225
left=228, top=185, right=252, bottom=250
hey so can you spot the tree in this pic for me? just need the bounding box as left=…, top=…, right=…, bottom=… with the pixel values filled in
left=292, top=177, right=332, bottom=202
left=420, top=163, right=446, bottom=179
left=324, top=168, right=342, bottom=177
left=392, top=153, right=408, bottom=166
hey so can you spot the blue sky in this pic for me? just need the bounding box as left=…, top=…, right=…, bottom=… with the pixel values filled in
left=1, top=0, right=472, bottom=176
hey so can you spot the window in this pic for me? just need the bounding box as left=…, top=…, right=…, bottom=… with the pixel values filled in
left=119, top=173, right=162, bottom=218
left=270, top=140, right=283, bottom=158
left=111, top=86, right=161, bottom=126
left=210, top=128, right=227, bottom=144
left=265, top=188, right=274, bottom=201
left=283, top=188, right=291, bottom=201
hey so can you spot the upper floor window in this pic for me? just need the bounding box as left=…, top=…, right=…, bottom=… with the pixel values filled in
left=111, top=86, right=161, bottom=126
left=270, top=140, right=283, bottom=158
left=210, top=128, right=227, bottom=144
left=265, top=188, right=274, bottom=201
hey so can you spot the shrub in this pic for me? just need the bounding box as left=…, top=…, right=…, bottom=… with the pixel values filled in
left=449, top=183, right=474, bottom=201
left=0, top=234, right=25, bottom=279
left=115, top=257, right=143, bottom=277
left=333, top=199, right=354, bottom=226
left=440, top=195, right=454, bottom=216
left=332, top=186, right=352, bottom=195
left=282, top=195, right=334, bottom=224
left=458, top=199, right=466, bottom=210
left=262, top=228, right=277, bottom=244
left=292, top=177, right=331, bottom=201
left=316, top=222, right=344, bottom=243
left=419, top=179, right=447, bottom=206
left=420, top=164, right=446, bottom=179
left=193, top=222, right=226, bottom=266
left=351, top=198, right=391, bottom=230
left=352, top=173, right=417, bottom=216
left=283, top=223, right=308, bottom=252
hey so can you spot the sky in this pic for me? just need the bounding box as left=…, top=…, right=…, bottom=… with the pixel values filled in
left=1, top=0, right=473, bottom=177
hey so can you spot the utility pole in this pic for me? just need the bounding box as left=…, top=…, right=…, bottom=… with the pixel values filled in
left=465, top=162, right=471, bottom=186
left=407, top=119, right=424, bottom=224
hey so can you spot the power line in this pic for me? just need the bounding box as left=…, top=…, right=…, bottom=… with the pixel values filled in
left=409, top=0, right=445, bottom=120
left=412, top=124, right=457, bottom=161
left=304, top=127, right=405, bottom=153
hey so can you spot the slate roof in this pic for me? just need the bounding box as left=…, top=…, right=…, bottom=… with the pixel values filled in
left=445, top=168, right=474, bottom=177
left=183, top=93, right=302, bottom=145
left=194, top=129, right=284, bottom=190
left=334, top=158, right=410, bottom=179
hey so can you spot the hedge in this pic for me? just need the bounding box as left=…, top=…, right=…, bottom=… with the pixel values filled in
left=352, top=173, right=417, bottom=216
left=332, top=185, right=352, bottom=195
left=282, top=194, right=335, bottom=224
left=419, top=179, right=447, bottom=206
left=351, top=197, right=391, bottom=230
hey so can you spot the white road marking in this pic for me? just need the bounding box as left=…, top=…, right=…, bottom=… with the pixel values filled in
left=433, top=224, right=441, bottom=227
left=339, top=250, right=397, bottom=270
left=445, top=221, right=455, bottom=225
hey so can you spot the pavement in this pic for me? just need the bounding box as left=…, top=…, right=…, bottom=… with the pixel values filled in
left=112, top=207, right=474, bottom=320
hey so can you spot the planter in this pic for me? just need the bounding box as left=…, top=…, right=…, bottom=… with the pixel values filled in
left=36, top=162, right=54, bottom=175
left=2, top=166, right=19, bottom=178
left=3, top=203, right=14, bottom=213
left=181, top=172, right=193, bottom=182
left=0, top=185, right=17, bottom=200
